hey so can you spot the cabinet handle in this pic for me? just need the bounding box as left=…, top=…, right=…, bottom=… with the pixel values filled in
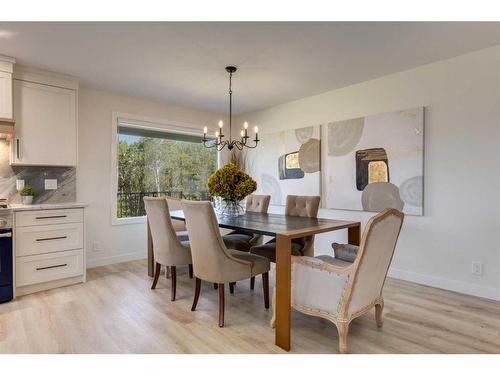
left=36, top=236, right=67, bottom=242
left=35, top=215, right=67, bottom=220
left=0, top=232, right=12, bottom=238
left=36, top=263, right=67, bottom=271
left=16, top=138, right=20, bottom=159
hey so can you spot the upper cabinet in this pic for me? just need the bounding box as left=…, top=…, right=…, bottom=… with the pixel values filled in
left=0, top=55, right=15, bottom=119
left=11, top=66, right=78, bottom=167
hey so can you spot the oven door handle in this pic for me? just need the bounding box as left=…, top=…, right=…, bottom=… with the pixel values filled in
left=0, top=232, right=12, bottom=238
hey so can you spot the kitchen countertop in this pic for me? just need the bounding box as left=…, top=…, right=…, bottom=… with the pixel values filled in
left=8, top=202, right=87, bottom=211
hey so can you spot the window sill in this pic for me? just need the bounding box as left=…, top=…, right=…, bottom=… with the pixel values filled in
left=112, top=215, right=147, bottom=226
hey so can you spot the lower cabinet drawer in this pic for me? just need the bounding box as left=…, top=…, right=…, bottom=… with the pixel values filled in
left=16, top=249, right=84, bottom=287
left=15, top=223, right=83, bottom=257
left=15, top=208, right=83, bottom=227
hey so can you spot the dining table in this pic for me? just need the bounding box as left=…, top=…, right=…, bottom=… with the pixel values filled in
left=147, top=209, right=361, bottom=352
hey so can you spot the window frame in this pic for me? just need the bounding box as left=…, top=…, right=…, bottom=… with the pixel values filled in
left=110, top=111, right=219, bottom=226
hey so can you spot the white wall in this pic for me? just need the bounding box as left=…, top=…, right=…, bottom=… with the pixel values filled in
left=238, top=45, right=500, bottom=300
left=77, top=88, right=226, bottom=267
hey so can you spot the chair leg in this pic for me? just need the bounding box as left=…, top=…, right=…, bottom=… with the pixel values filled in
left=337, top=321, right=350, bottom=354
left=250, top=276, right=255, bottom=290
left=191, top=277, right=201, bottom=311
left=262, top=272, right=270, bottom=309
left=229, top=282, right=235, bottom=294
left=375, top=300, right=384, bottom=328
left=218, top=284, right=225, bottom=327
left=151, top=262, right=161, bottom=290
left=188, top=264, right=193, bottom=279
left=170, top=266, right=177, bottom=301
left=166, top=266, right=171, bottom=279
left=214, top=283, right=218, bottom=290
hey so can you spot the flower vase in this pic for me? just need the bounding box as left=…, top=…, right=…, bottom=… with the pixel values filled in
left=216, top=198, right=246, bottom=217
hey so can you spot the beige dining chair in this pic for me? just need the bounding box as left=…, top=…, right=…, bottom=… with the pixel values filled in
left=250, top=195, right=321, bottom=262
left=223, top=194, right=271, bottom=251
left=144, top=197, right=193, bottom=301
left=165, top=196, right=189, bottom=241
left=181, top=200, right=271, bottom=327
left=270, top=208, right=404, bottom=353
left=223, top=194, right=271, bottom=291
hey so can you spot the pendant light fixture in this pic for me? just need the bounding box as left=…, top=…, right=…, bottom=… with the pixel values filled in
left=202, top=66, right=259, bottom=151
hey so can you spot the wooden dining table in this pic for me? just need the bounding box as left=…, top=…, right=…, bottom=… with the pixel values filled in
left=147, top=209, right=361, bottom=352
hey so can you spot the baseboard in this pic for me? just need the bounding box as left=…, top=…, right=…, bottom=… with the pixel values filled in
left=15, top=275, right=85, bottom=297
left=388, top=267, right=500, bottom=302
left=86, top=251, right=146, bottom=269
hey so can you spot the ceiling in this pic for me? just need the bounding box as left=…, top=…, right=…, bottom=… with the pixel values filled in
left=1, top=22, right=500, bottom=114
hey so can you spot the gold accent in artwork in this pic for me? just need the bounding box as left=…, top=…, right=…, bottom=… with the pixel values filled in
left=285, top=152, right=300, bottom=169
left=368, top=161, right=388, bottom=184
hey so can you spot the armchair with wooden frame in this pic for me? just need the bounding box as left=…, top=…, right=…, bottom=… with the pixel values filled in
left=270, top=208, right=404, bottom=353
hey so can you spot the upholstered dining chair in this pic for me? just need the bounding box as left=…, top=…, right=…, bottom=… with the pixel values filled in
left=270, top=208, right=404, bottom=353
left=223, top=194, right=271, bottom=291
left=165, top=196, right=189, bottom=241
left=181, top=200, right=271, bottom=327
left=223, top=194, right=271, bottom=252
left=144, top=197, right=193, bottom=301
left=250, top=195, right=321, bottom=262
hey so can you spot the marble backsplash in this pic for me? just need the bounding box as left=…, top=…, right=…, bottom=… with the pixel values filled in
left=0, top=140, right=76, bottom=204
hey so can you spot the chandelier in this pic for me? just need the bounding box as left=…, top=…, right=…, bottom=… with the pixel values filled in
left=203, top=66, right=260, bottom=151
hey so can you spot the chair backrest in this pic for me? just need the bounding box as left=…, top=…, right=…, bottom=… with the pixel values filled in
left=144, top=197, right=183, bottom=266
left=285, top=195, right=320, bottom=218
left=345, top=209, right=404, bottom=317
left=285, top=195, right=320, bottom=256
left=181, top=200, right=233, bottom=281
left=165, top=196, right=187, bottom=232
left=246, top=194, right=271, bottom=213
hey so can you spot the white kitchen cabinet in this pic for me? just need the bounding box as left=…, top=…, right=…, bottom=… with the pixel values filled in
left=11, top=79, right=77, bottom=166
left=14, top=206, right=86, bottom=296
left=0, top=71, right=12, bottom=119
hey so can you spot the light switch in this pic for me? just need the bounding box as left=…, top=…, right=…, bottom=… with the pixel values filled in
left=16, top=179, right=25, bottom=191
left=45, top=179, right=58, bottom=190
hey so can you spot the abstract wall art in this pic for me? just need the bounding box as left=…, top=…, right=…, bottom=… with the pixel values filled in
left=321, top=107, right=424, bottom=215
left=246, top=125, right=321, bottom=205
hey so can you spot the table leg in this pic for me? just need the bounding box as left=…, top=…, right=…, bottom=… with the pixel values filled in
left=275, top=234, right=292, bottom=351
left=348, top=224, right=361, bottom=246
left=147, top=218, right=154, bottom=277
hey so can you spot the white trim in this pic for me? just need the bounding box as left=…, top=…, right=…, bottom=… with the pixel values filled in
left=115, top=216, right=147, bottom=225
left=86, top=251, right=146, bottom=269
left=110, top=111, right=218, bottom=226
left=388, top=267, right=500, bottom=302
left=13, top=64, right=79, bottom=90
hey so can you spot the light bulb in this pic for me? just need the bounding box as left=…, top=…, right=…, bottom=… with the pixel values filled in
left=244, top=122, right=248, bottom=129
left=203, top=126, right=207, bottom=134
left=240, top=130, right=244, bottom=137
left=254, top=126, right=259, bottom=133
left=218, top=120, right=223, bottom=128
left=215, top=131, right=219, bottom=138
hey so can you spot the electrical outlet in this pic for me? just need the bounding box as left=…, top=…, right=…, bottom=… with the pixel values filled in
left=16, top=179, right=24, bottom=191
left=472, top=262, right=483, bottom=276
left=44, top=179, right=58, bottom=190
left=92, top=241, right=102, bottom=252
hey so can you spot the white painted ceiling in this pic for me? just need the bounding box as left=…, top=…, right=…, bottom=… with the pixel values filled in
left=1, top=22, right=500, bottom=114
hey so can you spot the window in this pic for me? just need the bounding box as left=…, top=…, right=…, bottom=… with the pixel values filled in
left=115, top=117, right=217, bottom=220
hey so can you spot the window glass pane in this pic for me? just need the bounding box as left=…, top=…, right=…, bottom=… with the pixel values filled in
left=117, top=124, right=217, bottom=218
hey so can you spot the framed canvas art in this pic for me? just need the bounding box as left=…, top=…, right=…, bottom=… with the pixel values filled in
left=246, top=126, right=321, bottom=205
left=321, top=107, right=424, bottom=215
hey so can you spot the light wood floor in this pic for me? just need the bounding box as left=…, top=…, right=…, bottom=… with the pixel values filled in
left=1, top=259, right=500, bottom=353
